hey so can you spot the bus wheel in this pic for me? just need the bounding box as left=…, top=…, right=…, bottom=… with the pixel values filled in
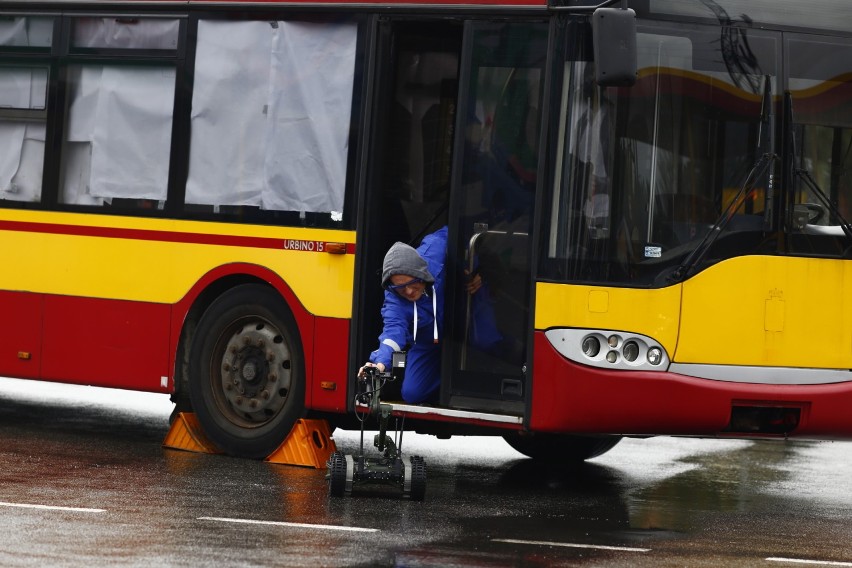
left=503, top=433, right=622, bottom=462
left=188, top=284, right=304, bottom=459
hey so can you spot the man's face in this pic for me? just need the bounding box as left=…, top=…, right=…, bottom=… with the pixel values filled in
left=388, top=274, right=427, bottom=302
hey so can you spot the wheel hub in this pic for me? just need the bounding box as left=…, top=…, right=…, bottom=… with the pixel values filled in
left=219, top=321, right=292, bottom=424
left=241, top=361, right=258, bottom=382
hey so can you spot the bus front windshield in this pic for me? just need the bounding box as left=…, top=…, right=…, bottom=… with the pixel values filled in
left=544, top=21, right=780, bottom=286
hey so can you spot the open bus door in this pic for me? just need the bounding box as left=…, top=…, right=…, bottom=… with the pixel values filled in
left=354, top=18, right=547, bottom=423
left=441, top=21, right=549, bottom=416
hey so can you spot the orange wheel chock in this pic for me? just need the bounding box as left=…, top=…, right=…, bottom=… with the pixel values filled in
left=265, top=418, right=337, bottom=469
left=162, top=412, right=222, bottom=455
left=163, top=414, right=336, bottom=468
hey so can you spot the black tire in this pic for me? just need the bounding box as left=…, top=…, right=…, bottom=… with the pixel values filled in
left=503, top=433, right=622, bottom=462
left=328, top=452, right=349, bottom=497
left=168, top=389, right=193, bottom=425
left=408, top=456, right=426, bottom=501
left=188, top=284, right=305, bottom=459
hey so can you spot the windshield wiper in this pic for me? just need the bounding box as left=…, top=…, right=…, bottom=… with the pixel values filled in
left=667, top=151, right=776, bottom=284
left=667, top=76, right=776, bottom=284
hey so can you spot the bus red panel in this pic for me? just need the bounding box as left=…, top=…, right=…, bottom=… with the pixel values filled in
left=531, top=332, right=852, bottom=438
left=41, top=295, right=171, bottom=393
left=310, top=317, right=349, bottom=412
left=0, top=290, right=42, bottom=380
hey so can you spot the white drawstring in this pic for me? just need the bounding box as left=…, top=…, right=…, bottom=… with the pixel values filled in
left=412, top=288, right=439, bottom=344
left=432, top=290, right=439, bottom=344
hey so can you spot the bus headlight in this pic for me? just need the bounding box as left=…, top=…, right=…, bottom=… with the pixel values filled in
left=582, top=336, right=601, bottom=357
left=647, top=347, right=663, bottom=365
left=544, top=328, right=670, bottom=372
left=623, top=340, right=640, bottom=362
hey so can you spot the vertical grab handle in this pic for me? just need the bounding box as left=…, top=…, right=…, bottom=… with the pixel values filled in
left=461, top=225, right=488, bottom=370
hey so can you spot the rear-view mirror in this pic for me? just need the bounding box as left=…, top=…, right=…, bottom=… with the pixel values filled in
left=592, top=7, right=638, bottom=87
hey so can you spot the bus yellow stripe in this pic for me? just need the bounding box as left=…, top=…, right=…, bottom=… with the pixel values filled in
left=536, top=255, right=852, bottom=370
left=0, top=209, right=355, bottom=318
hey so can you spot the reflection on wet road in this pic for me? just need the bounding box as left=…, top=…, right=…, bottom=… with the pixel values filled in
left=0, top=377, right=851, bottom=567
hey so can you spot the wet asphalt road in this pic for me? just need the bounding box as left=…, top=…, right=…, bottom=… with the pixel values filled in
left=0, top=378, right=851, bottom=567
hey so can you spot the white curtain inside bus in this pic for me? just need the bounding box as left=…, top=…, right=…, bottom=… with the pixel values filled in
left=0, top=125, right=44, bottom=202
left=0, top=17, right=53, bottom=47
left=61, top=65, right=176, bottom=205
left=71, top=17, right=179, bottom=50
left=185, top=19, right=357, bottom=214
left=0, top=66, right=47, bottom=202
left=185, top=21, right=270, bottom=209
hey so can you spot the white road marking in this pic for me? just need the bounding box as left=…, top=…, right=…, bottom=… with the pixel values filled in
left=767, top=558, right=852, bottom=567
left=198, top=516, right=379, bottom=533
left=491, top=538, right=650, bottom=552
left=0, top=501, right=105, bottom=513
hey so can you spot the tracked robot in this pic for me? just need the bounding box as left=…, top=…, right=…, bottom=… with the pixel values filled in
left=327, top=352, right=426, bottom=500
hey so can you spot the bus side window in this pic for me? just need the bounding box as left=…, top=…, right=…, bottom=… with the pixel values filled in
left=0, top=16, right=52, bottom=204
left=0, top=65, right=48, bottom=203
left=58, top=17, right=180, bottom=211
left=59, top=64, right=175, bottom=209
left=184, top=18, right=358, bottom=223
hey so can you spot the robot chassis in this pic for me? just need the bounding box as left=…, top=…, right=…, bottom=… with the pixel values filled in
left=327, top=353, right=427, bottom=500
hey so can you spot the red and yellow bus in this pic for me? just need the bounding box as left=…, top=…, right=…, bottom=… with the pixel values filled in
left=1, top=0, right=852, bottom=460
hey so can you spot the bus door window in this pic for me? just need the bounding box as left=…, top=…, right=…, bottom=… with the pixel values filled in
left=58, top=17, right=180, bottom=210
left=448, top=21, right=547, bottom=406
left=0, top=16, right=53, bottom=204
left=786, top=34, right=852, bottom=257
left=378, top=22, right=460, bottom=242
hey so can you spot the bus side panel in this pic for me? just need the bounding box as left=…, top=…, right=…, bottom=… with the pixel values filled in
left=310, top=317, right=349, bottom=412
left=0, top=290, right=42, bottom=380
left=531, top=332, right=852, bottom=438
left=41, top=295, right=171, bottom=392
left=678, top=255, right=852, bottom=369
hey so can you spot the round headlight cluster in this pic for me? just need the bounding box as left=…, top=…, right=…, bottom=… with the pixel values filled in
left=543, top=328, right=670, bottom=372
